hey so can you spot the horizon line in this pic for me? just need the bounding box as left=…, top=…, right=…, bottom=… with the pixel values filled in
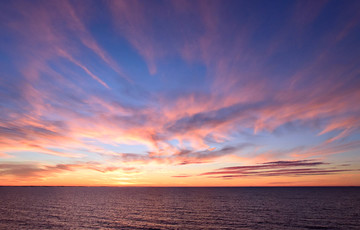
left=1, top=185, right=359, bottom=188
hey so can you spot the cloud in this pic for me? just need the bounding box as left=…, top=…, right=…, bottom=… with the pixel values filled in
left=106, top=0, right=161, bottom=74
left=292, top=140, right=360, bottom=158
left=172, top=175, right=191, bottom=178
left=57, top=48, right=110, bottom=89
left=57, top=0, right=131, bottom=82
left=0, top=163, right=74, bottom=178
left=0, top=162, right=137, bottom=179
left=165, top=101, right=266, bottom=134
left=115, top=143, right=254, bottom=166
left=200, top=160, right=353, bottom=179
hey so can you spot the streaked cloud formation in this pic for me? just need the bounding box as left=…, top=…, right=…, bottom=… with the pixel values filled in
left=0, top=0, right=359, bottom=186
left=199, top=160, right=352, bottom=178
left=0, top=162, right=136, bottom=178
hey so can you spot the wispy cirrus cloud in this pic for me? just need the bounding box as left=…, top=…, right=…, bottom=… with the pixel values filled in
left=2, top=0, right=359, bottom=159
left=0, top=0, right=360, bottom=185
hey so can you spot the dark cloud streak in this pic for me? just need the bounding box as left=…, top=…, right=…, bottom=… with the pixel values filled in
left=200, top=160, right=353, bottom=179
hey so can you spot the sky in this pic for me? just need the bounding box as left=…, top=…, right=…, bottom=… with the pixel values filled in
left=0, top=0, right=360, bottom=186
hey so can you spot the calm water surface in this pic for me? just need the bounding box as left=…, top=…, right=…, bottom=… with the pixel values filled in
left=0, top=187, right=359, bottom=229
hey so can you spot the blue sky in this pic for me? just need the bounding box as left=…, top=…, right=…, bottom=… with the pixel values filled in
left=0, top=0, right=359, bottom=186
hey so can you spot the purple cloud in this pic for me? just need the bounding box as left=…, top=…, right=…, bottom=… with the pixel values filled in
left=199, top=160, right=353, bottom=179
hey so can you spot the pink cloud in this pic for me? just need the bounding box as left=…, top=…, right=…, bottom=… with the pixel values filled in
left=0, top=162, right=138, bottom=180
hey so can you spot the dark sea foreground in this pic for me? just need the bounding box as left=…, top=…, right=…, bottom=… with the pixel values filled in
left=0, top=187, right=359, bottom=230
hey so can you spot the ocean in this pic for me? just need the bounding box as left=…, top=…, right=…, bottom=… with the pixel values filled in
left=0, top=187, right=359, bottom=229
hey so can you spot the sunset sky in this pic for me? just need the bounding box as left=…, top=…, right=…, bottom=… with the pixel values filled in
left=0, top=0, right=360, bottom=186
